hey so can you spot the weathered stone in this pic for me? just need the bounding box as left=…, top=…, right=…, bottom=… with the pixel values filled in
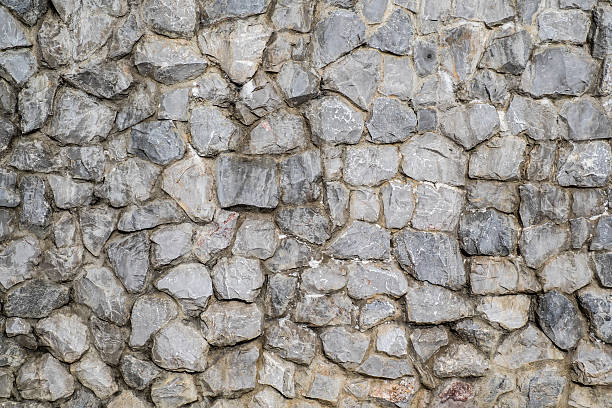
left=276, top=62, right=320, bottom=106
left=593, top=6, right=612, bottom=58
left=73, top=265, right=129, bottom=325
left=35, top=311, right=88, bottom=363
left=344, top=145, right=398, bottom=187
left=192, top=209, right=239, bottom=263
left=211, top=256, right=263, bottom=303
left=404, top=282, right=473, bottom=324
left=480, top=30, right=532, bottom=75
left=521, top=47, right=597, bottom=97
left=540, top=252, right=592, bottom=293
left=19, top=175, right=52, bottom=229
left=494, top=324, right=564, bottom=369
left=459, top=209, right=519, bottom=256
left=200, top=301, right=262, bottom=347
left=368, top=9, right=413, bottom=55
left=322, top=49, right=380, bottom=110
left=349, top=188, right=379, bottom=222
left=346, top=263, right=407, bottom=300
left=45, top=88, right=115, bottom=145
left=201, top=0, right=268, bottom=23
left=560, top=98, right=612, bottom=142
left=108, top=391, right=151, bottom=408
left=4, top=279, right=69, bottom=318
left=16, top=354, right=74, bottom=401
left=134, top=36, right=207, bottom=85
left=359, top=297, right=397, bottom=329
left=538, top=9, right=590, bottom=44
left=18, top=72, right=57, bottom=134
left=259, top=351, right=295, bottom=398
left=115, top=81, right=157, bottom=131
left=380, top=181, right=413, bottom=229
left=246, top=110, right=306, bottom=155
left=48, top=175, right=93, bottom=210
left=466, top=181, right=518, bottom=214
left=271, top=0, right=313, bottom=32
left=520, top=222, right=569, bottom=269
left=394, top=229, right=466, bottom=289
left=141, top=0, right=196, bottom=38
left=232, top=218, right=278, bottom=260
left=295, top=292, right=354, bottom=326
left=199, top=19, right=271, bottom=84
left=62, top=388, right=100, bottom=408
left=578, top=287, right=612, bottom=343
left=199, top=345, right=259, bottom=398
left=356, top=353, right=415, bottom=380
left=70, top=350, right=117, bottom=399
left=117, top=199, right=184, bottom=232
left=0, top=169, right=19, bottom=208
left=366, top=98, right=416, bottom=144
left=558, top=142, right=611, bottom=187
left=276, top=207, right=329, bottom=245
left=433, top=343, right=489, bottom=377
left=9, top=139, right=60, bottom=173
left=279, top=150, right=322, bottom=204
left=151, top=373, right=198, bottom=408
left=478, top=295, right=530, bottom=330
left=592, top=215, right=612, bottom=251
left=120, top=354, right=162, bottom=391
left=470, top=257, right=539, bottom=295
left=129, top=121, right=185, bottom=165
left=377, top=325, right=408, bottom=357
left=593, top=252, right=612, bottom=287
left=454, top=0, right=515, bottom=26
left=571, top=340, right=612, bottom=385
left=0, top=49, right=37, bottom=86
left=326, top=181, right=349, bottom=227
left=537, top=290, right=585, bottom=350
left=0, top=236, right=40, bottom=289
left=109, top=11, right=144, bottom=59
left=129, top=294, right=178, bottom=348
left=156, top=263, right=213, bottom=316
left=159, top=88, right=188, bottom=121
left=152, top=321, right=209, bottom=372
left=410, top=327, right=448, bottom=362
left=441, top=103, right=499, bottom=150
left=189, top=106, right=238, bottom=158
left=440, top=23, right=486, bottom=83
left=326, top=221, right=390, bottom=260
left=400, top=133, right=467, bottom=186
left=265, top=273, right=297, bottom=317
left=572, top=189, right=607, bottom=218
left=237, top=72, right=282, bottom=123
left=305, top=96, right=363, bottom=146
left=61, top=146, right=105, bottom=182
left=519, top=183, right=570, bottom=226
left=216, top=154, right=279, bottom=209
left=469, top=136, right=527, bottom=181
left=64, top=60, right=132, bottom=100
left=312, top=10, right=365, bottom=68
left=79, top=207, right=117, bottom=256
left=413, top=39, right=438, bottom=77
left=412, top=183, right=464, bottom=232
left=0, top=209, right=14, bottom=242
left=89, top=316, right=126, bottom=366
left=265, top=318, right=317, bottom=365
left=320, top=326, right=369, bottom=366
left=453, top=318, right=503, bottom=355
left=0, top=0, right=47, bottom=26
left=106, top=232, right=150, bottom=293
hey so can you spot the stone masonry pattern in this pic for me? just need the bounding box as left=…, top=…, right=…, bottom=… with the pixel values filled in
left=0, top=0, right=611, bottom=407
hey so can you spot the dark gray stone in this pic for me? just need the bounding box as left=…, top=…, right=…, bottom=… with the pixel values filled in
left=4, top=279, right=69, bottom=318
left=578, top=287, right=612, bottom=343
left=480, top=30, right=532, bottom=75
left=141, top=0, right=197, bottom=38
left=64, top=60, right=133, bottom=99
left=458, top=209, right=519, bottom=256
left=312, top=10, right=365, bottom=68
left=279, top=150, right=322, bottom=204
left=116, top=81, right=157, bottom=131
left=368, top=9, right=413, bottom=55
left=129, top=120, right=186, bottom=165
left=537, top=290, right=584, bottom=350
left=366, top=98, right=416, bottom=144
left=19, top=175, right=51, bottom=229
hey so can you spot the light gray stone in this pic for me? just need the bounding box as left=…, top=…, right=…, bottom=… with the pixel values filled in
left=366, top=98, right=416, bottom=144
left=356, top=354, right=415, bottom=379
left=593, top=6, right=612, bottom=58
left=320, top=326, right=369, bottom=366
left=232, top=218, right=278, bottom=259
left=326, top=221, right=390, bottom=260
left=151, top=373, right=197, bottom=408
left=271, top=0, right=313, bottom=32
left=97, top=159, right=161, bottom=207
left=73, top=265, right=129, bottom=325
left=246, top=110, right=306, bottom=155
left=129, top=294, right=178, bottom=348
left=295, top=292, right=354, bottom=327
left=368, top=9, right=413, bottom=55
left=36, top=311, right=89, bottom=363
left=276, top=62, right=320, bottom=106
left=469, top=136, right=527, bottom=181
left=440, top=23, right=486, bottom=83
left=377, top=325, right=408, bottom=357
left=578, top=287, right=612, bottom=343
left=116, top=81, right=157, bottom=131
left=478, top=295, right=531, bottom=330
left=346, top=263, right=408, bottom=299
left=466, top=181, right=518, bottom=213
left=410, top=327, right=448, bottom=362
left=159, top=88, right=188, bottom=121
left=519, top=183, right=570, bottom=226
left=9, top=139, right=60, bottom=173
left=117, top=199, right=184, bottom=232
left=70, top=350, right=118, bottom=399
left=359, top=297, right=397, bottom=329
left=540, top=252, right=592, bottom=293
left=349, top=188, right=379, bottom=222
left=592, top=215, right=612, bottom=251
left=64, top=60, right=132, bottom=99
left=381, top=180, right=414, bottom=229
left=201, top=0, right=269, bottom=24
left=265, top=318, right=317, bottom=365
left=326, top=181, right=350, bottom=227
left=141, top=0, right=197, bottom=38
left=259, top=351, right=295, bottom=398
left=470, top=257, right=540, bottom=295
left=106, top=231, right=149, bottom=293
left=211, top=256, right=263, bottom=302
left=109, top=11, right=144, bottom=59
left=312, top=10, right=365, bottom=68
left=459, top=209, right=519, bottom=256
left=379, top=55, right=416, bottom=100
left=440, top=103, right=499, bottom=150
left=279, top=150, right=322, bottom=204
left=480, top=30, right=532, bottom=75
left=433, top=343, right=489, bottom=377
left=0, top=236, right=40, bottom=290
left=412, top=183, right=464, bottom=232
left=571, top=340, right=612, bottom=385
left=557, top=142, right=612, bottom=187
left=265, top=273, right=297, bottom=318
left=18, top=72, right=58, bottom=134
left=190, top=106, right=238, bottom=157
left=493, top=324, right=564, bottom=369
left=305, top=96, right=363, bottom=146
left=405, top=282, right=473, bottom=324
left=156, top=263, right=213, bottom=316
left=237, top=72, right=282, bottom=123
left=560, top=98, right=612, bottom=141
left=199, top=345, right=259, bottom=398
left=520, top=223, right=569, bottom=269
left=16, top=354, right=74, bottom=401
left=129, top=121, right=185, bottom=165
left=538, top=9, right=590, bottom=43
left=344, top=144, right=398, bottom=187
left=192, top=209, right=239, bottom=263
left=453, top=0, right=515, bottom=26
left=200, top=301, right=262, bottom=347
left=79, top=207, right=117, bottom=257
left=47, top=175, right=92, bottom=210
left=0, top=49, right=37, bottom=86
left=19, top=175, right=52, bottom=229
left=152, top=321, right=209, bottom=372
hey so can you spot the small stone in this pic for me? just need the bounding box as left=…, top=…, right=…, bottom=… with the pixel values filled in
left=305, top=96, right=363, bottom=146
left=359, top=298, right=397, bottom=330
left=528, top=141, right=557, bottom=181
left=115, top=81, right=157, bottom=131
left=134, top=36, right=207, bottom=85
left=377, top=325, right=408, bottom=357
left=394, top=229, right=466, bottom=289
left=468, top=136, right=527, bottom=181
left=265, top=274, right=297, bottom=317
left=109, top=11, right=144, bottom=59
left=198, top=19, right=271, bottom=84
left=45, top=88, right=115, bottom=145
left=129, top=294, right=178, bottom=348
left=73, top=265, right=130, bottom=325
left=271, top=0, right=313, bottom=32
left=0, top=236, right=40, bottom=289
left=117, top=199, right=184, bottom=232
left=211, top=256, right=264, bottom=303
left=106, top=231, right=150, bottom=293
left=480, top=30, right=532, bottom=75
left=538, top=9, right=590, bottom=43
left=216, top=154, right=279, bottom=209
left=404, top=282, right=473, bottom=324
left=156, top=263, right=213, bottom=316
left=245, top=110, right=307, bottom=155
left=521, top=46, right=597, bottom=97
left=200, top=301, right=262, bottom=347
left=557, top=142, right=612, bottom=187
left=366, top=98, right=416, bottom=144
left=159, top=88, right=188, bottom=121
left=400, top=133, right=467, bottom=186
left=152, top=321, right=209, bottom=372
left=440, top=103, right=499, bottom=150
left=537, top=290, right=585, bottom=350
left=312, top=10, right=365, bottom=68
left=189, top=106, right=238, bottom=158
left=16, top=354, right=74, bottom=401
left=5, top=317, right=31, bottom=337
left=79, top=207, right=117, bottom=256
left=520, top=222, right=569, bottom=269
left=459, top=209, right=519, bottom=256
left=19, top=175, right=52, bottom=229
left=593, top=6, right=612, bottom=58
left=35, top=311, right=89, bottom=363
left=0, top=209, right=14, bottom=242
left=326, top=221, right=390, bottom=260
left=259, top=351, right=295, bottom=398
left=368, top=9, right=413, bottom=55
left=477, top=295, right=530, bottom=330
left=0, top=49, right=37, bottom=86
left=232, top=218, right=279, bottom=260
left=410, top=327, right=448, bottom=362
left=120, top=354, right=162, bottom=391
left=89, top=316, right=126, bottom=366
left=326, top=181, right=350, bottom=227
left=454, top=0, right=515, bottom=26
left=578, top=287, right=612, bottom=343
left=453, top=318, right=502, bottom=355
left=199, top=345, right=259, bottom=398
left=265, top=318, right=317, bottom=365
left=141, top=0, right=196, bottom=38
left=433, top=343, right=489, bottom=377
left=295, top=292, right=354, bottom=327
left=571, top=340, right=612, bottom=385
left=70, top=350, right=118, bottom=399
left=344, top=144, right=399, bottom=187
left=0, top=169, right=19, bottom=208
left=540, top=252, right=593, bottom=293
left=594, top=252, right=612, bottom=287
left=279, top=150, right=322, bottom=204
left=322, top=49, right=381, bottom=110
left=470, top=257, right=540, bottom=295
left=276, top=207, right=330, bottom=245
left=379, top=55, right=416, bottom=100
left=192, top=209, right=239, bottom=263
left=151, top=373, right=198, bottom=408
left=320, top=326, right=369, bottom=367
left=519, top=183, right=570, bottom=226
left=381, top=180, right=414, bottom=229
left=64, top=60, right=133, bottom=99
left=18, top=72, right=58, bottom=133
left=108, top=391, right=151, bottom=408
left=47, top=175, right=93, bottom=209
left=4, top=279, right=69, bottom=318
left=276, top=62, right=320, bottom=107
left=129, top=121, right=185, bottom=165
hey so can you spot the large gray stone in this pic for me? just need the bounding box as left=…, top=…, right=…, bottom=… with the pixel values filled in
left=326, top=221, right=390, bottom=260
left=115, top=81, right=157, bottom=131
left=141, top=0, right=197, bottom=38
left=47, top=175, right=93, bottom=209
left=190, top=106, right=239, bottom=157
left=571, top=340, right=612, bottom=385
left=151, top=373, right=197, bottom=408
left=200, top=301, right=262, bottom=346
left=109, top=11, right=144, bottom=59
left=537, top=291, right=585, bottom=350
left=519, top=183, right=570, bottom=226
left=0, top=236, right=40, bottom=289
left=433, top=343, right=489, bottom=377
left=480, top=30, right=532, bottom=75
left=470, top=257, right=540, bottom=295
left=276, top=62, right=320, bottom=106
left=19, top=175, right=52, bottom=229
left=404, top=282, right=473, bottom=324
left=117, top=199, right=184, bottom=232
left=106, top=231, right=150, bottom=293
left=265, top=318, right=317, bottom=365
left=379, top=54, right=417, bottom=100
left=9, top=139, right=61, bottom=173
left=344, top=145, right=399, bottom=187
left=312, top=10, right=365, bottom=68
left=73, top=265, right=129, bottom=325
left=279, top=150, right=322, bottom=204
left=16, top=354, right=74, bottom=401
left=156, top=263, right=213, bottom=316
left=538, top=9, right=590, bottom=43
left=129, top=121, right=185, bottom=165
left=120, top=354, right=162, bottom=391
left=70, top=350, right=118, bottom=399
left=593, top=6, right=612, bottom=58
left=0, top=49, right=37, bottom=86
left=320, top=326, right=369, bottom=366
left=453, top=0, right=515, bottom=26
left=520, top=222, right=569, bottom=269
left=557, top=142, right=612, bottom=187
left=211, top=256, right=263, bottom=302
left=305, top=96, right=363, bottom=146
left=232, top=218, right=278, bottom=259
left=271, top=0, right=313, bottom=32
left=469, top=136, right=527, bottom=181
left=295, top=292, right=354, bottom=327
left=63, top=60, right=133, bottom=99
left=592, top=215, right=612, bottom=251
left=381, top=180, right=414, bottom=229
left=79, top=206, right=117, bottom=256
left=411, top=183, right=464, bottom=232
left=4, top=279, right=69, bottom=318
left=459, top=209, right=519, bottom=256
left=35, top=311, right=89, bottom=363
left=366, top=98, right=416, bottom=144
left=245, top=110, right=307, bottom=155
left=440, top=103, right=499, bottom=150
left=560, top=98, right=612, bottom=141
left=18, top=72, right=58, bottom=133
left=494, top=324, right=564, bottom=369
left=192, top=209, right=239, bottom=263
left=577, top=287, right=612, bottom=343
left=129, top=293, right=178, bottom=348
left=199, top=345, right=259, bottom=398
left=152, top=321, right=209, bottom=372
left=276, top=207, right=330, bottom=245
left=368, top=9, right=414, bottom=55
left=540, top=252, right=592, bottom=293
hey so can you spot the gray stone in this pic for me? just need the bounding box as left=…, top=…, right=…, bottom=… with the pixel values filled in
left=190, top=106, right=239, bottom=157
left=89, top=316, right=126, bottom=365
left=265, top=318, right=316, bottom=365
left=79, top=207, right=117, bottom=256
left=232, top=218, right=278, bottom=259
left=507, top=95, right=560, bottom=140
left=359, top=297, right=397, bottom=329
left=346, top=263, right=407, bottom=299
left=279, top=150, right=322, bottom=204
left=366, top=98, right=416, bottom=144
left=156, top=263, right=213, bottom=316
left=466, top=181, right=518, bottom=213
left=320, top=326, right=369, bottom=366
left=520, top=223, right=569, bottom=269
left=237, top=72, right=282, bottom=124
left=470, top=257, right=540, bottom=295
left=400, top=133, right=467, bottom=186
left=410, top=327, right=448, bottom=362
left=413, top=39, right=438, bottom=77
left=379, top=55, right=416, bottom=100
left=70, top=350, right=117, bottom=399
left=62, top=388, right=100, bottom=408
left=18, top=72, right=58, bottom=134
left=0, top=236, right=40, bottom=289
left=593, top=6, right=612, bottom=58
left=19, top=175, right=51, bottom=229
left=538, top=9, right=590, bottom=43
left=246, top=110, right=306, bottom=155
left=463, top=69, right=509, bottom=106
left=16, top=354, right=74, bottom=401
left=356, top=354, right=415, bottom=379
left=558, top=142, right=612, bottom=187
left=152, top=321, right=209, bottom=372
left=151, top=373, right=198, bottom=408
left=0, top=118, right=14, bottom=154
left=64, top=60, right=132, bottom=99
left=494, top=324, right=565, bottom=369
left=45, top=88, right=115, bottom=145
left=120, top=354, right=162, bottom=391
left=200, top=301, right=262, bottom=346
left=0, top=336, right=26, bottom=368
left=326, top=221, right=390, bottom=260
left=259, top=351, right=295, bottom=398
left=578, top=287, right=612, bottom=343
left=5, top=279, right=69, bottom=319
left=326, top=181, right=350, bottom=227
left=469, top=136, right=527, bottom=181
left=301, top=262, right=347, bottom=294
left=117, top=199, right=184, bottom=232
left=344, top=145, right=398, bottom=187
left=478, top=295, right=531, bottom=330
left=192, top=209, right=239, bottom=263
left=295, top=292, right=354, bottom=326
left=572, top=189, right=607, bottom=217
left=265, top=273, right=297, bottom=317
left=35, top=311, right=89, bottom=363
left=116, top=81, right=157, bottom=131
left=211, top=256, right=263, bottom=302
left=199, top=345, right=259, bottom=398
left=0, top=49, right=37, bottom=86
left=459, top=209, right=519, bottom=256
left=159, top=88, right=188, bottom=121
left=0, top=209, right=14, bottom=241
left=276, top=62, right=320, bottom=106
left=276, top=207, right=330, bottom=245
left=568, top=384, right=611, bottom=408
left=593, top=252, right=612, bottom=287
left=322, top=49, right=381, bottom=110
left=106, top=232, right=149, bottom=293
left=454, top=0, right=514, bottom=26
left=216, top=154, right=279, bottom=209
left=191, top=72, right=233, bottom=107
left=592, top=215, right=612, bottom=251
left=73, top=265, right=129, bottom=325
left=108, top=391, right=151, bottom=408
left=440, top=23, right=486, bottom=83
left=305, top=96, right=363, bottom=146
left=198, top=19, right=271, bottom=84
left=528, top=141, right=556, bottom=181
left=441, top=103, right=499, bottom=150
left=304, top=360, right=344, bottom=403
left=368, top=9, right=413, bottom=55
left=109, top=11, right=144, bottom=59
left=412, top=183, right=464, bottom=232
left=540, top=252, right=592, bottom=293
left=62, top=146, right=105, bottom=182
left=312, top=10, right=365, bottom=68
left=519, top=183, right=570, bottom=226
left=405, top=282, right=474, bottom=324
left=129, top=121, right=185, bottom=165
left=433, top=343, right=489, bottom=378
left=536, top=291, right=584, bottom=350
left=571, top=218, right=591, bottom=249
left=377, top=325, right=408, bottom=357
left=8, top=139, right=60, bottom=173
left=452, top=318, right=502, bottom=355
left=141, top=0, right=196, bottom=38
left=560, top=98, right=612, bottom=141
left=380, top=180, right=413, bottom=229
left=362, top=0, right=388, bottom=22
left=350, top=188, right=379, bottom=222
left=48, top=175, right=92, bottom=209
left=0, top=0, right=47, bottom=25
left=521, top=47, right=597, bottom=97
left=201, top=0, right=269, bottom=24
left=571, top=341, right=612, bottom=385
left=271, top=0, right=313, bottom=32
left=129, top=294, right=178, bottom=348
left=134, top=36, right=207, bottom=85
left=480, top=30, right=532, bottom=75
left=0, top=169, right=19, bottom=209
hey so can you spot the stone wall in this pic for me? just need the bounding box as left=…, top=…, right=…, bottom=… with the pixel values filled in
left=0, top=0, right=611, bottom=406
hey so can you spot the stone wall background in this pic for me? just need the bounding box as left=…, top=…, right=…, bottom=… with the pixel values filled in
left=0, top=0, right=611, bottom=406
